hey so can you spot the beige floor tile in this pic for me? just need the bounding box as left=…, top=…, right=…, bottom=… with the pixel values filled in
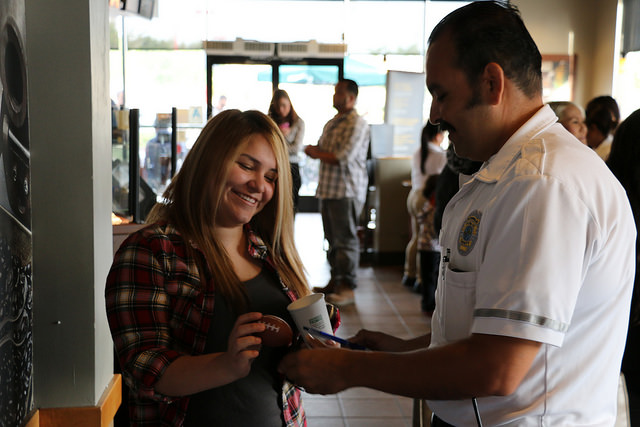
left=339, top=387, right=398, bottom=399
left=306, top=417, right=347, bottom=427
left=340, top=397, right=405, bottom=418
left=302, top=396, right=343, bottom=417
left=345, top=417, right=411, bottom=427
left=396, top=397, right=417, bottom=418
left=296, top=213, right=424, bottom=427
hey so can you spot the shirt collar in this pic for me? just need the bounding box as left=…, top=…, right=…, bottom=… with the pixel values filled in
left=472, top=104, right=557, bottom=184
left=176, top=223, right=269, bottom=262
left=245, top=224, right=269, bottom=260
left=334, top=108, right=358, bottom=121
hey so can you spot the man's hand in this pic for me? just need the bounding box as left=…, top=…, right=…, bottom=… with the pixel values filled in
left=304, top=145, right=339, bottom=164
left=304, top=145, right=320, bottom=159
left=278, top=333, right=541, bottom=400
left=279, top=348, right=351, bottom=395
left=350, top=329, right=407, bottom=351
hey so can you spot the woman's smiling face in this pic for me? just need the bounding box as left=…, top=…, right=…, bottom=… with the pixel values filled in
left=216, top=134, right=277, bottom=228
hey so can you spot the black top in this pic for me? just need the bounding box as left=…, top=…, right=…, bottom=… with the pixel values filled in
left=184, top=268, right=295, bottom=426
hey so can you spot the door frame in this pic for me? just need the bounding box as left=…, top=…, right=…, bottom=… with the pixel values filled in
left=206, top=55, right=344, bottom=119
left=205, top=54, right=345, bottom=212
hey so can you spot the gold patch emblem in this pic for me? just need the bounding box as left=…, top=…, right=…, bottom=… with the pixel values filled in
left=458, top=210, right=481, bottom=256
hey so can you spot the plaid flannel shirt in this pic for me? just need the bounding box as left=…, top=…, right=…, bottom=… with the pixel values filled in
left=105, top=223, right=306, bottom=426
left=315, top=109, right=370, bottom=203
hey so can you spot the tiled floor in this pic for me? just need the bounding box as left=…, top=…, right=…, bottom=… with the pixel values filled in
left=294, top=213, right=432, bottom=427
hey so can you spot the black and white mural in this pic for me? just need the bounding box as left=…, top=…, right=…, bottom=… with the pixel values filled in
left=0, top=0, right=33, bottom=424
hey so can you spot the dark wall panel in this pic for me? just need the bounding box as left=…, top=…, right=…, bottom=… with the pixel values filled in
left=0, top=0, right=33, bottom=424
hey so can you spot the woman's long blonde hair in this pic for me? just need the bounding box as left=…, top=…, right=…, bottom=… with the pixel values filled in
left=147, top=110, right=309, bottom=308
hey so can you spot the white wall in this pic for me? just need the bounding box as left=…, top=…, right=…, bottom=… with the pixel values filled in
left=26, top=0, right=113, bottom=407
left=515, top=0, right=619, bottom=107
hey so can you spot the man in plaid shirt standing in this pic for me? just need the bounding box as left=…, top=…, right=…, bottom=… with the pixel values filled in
left=305, top=79, right=370, bottom=306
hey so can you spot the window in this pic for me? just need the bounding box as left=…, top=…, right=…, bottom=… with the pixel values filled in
left=110, top=0, right=469, bottom=215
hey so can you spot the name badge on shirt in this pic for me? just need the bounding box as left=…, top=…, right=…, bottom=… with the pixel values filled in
left=458, top=210, right=482, bottom=256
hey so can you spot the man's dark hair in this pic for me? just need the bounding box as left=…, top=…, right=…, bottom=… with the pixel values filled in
left=340, top=79, right=359, bottom=97
left=428, top=1, right=542, bottom=99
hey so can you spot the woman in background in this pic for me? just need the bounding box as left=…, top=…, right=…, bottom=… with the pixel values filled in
left=269, top=90, right=305, bottom=211
left=547, top=101, right=587, bottom=145
left=106, top=110, right=310, bottom=426
left=402, top=122, right=447, bottom=292
left=585, top=95, right=620, bottom=160
left=417, top=174, right=440, bottom=315
left=607, top=109, right=640, bottom=425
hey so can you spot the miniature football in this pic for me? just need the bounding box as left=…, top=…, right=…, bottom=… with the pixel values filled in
left=256, top=315, right=293, bottom=347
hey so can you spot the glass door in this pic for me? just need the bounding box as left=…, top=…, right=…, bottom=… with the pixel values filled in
left=277, top=64, right=340, bottom=199
left=209, top=63, right=274, bottom=115
left=207, top=57, right=344, bottom=211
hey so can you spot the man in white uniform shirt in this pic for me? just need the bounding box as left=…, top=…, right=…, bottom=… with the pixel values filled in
left=280, top=2, right=636, bottom=426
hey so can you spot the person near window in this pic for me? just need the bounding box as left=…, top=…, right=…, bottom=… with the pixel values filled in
left=268, top=89, right=305, bottom=211
left=305, top=79, right=370, bottom=307
left=607, top=109, right=640, bottom=425
left=585, top=95, right=620, bottom=160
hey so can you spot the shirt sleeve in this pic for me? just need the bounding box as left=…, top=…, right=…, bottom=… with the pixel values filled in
left=471, top=175, right=596, bottom=346
left=288, top=118, right=305, bottom=156
left=333, top=115, right=369, bottom=165
left=105, top=233, right=182, bottom=402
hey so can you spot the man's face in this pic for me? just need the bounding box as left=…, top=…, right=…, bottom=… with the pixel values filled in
left=426, top=35, right=492, bottom=161
left=332, top=82, right=353, bottom=113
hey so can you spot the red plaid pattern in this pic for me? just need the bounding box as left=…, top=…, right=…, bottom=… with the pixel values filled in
left=106, top=223, right=306, bottom=426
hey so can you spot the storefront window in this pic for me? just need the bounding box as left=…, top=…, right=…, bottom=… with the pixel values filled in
left=205, top=1, right=345, bottom=44
left=110, top=0, right=470, bottom=214
left=614, top=51, right=640, bottom=120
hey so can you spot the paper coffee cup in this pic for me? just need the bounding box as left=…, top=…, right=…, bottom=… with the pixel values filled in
left=287, top=293, right=333, bottom=339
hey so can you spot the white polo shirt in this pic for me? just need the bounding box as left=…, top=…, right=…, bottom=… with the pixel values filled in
left=427, top=105, right=636, bottom=426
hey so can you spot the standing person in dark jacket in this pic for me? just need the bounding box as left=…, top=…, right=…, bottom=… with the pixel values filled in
left=607, top=108, right=640, bottom=425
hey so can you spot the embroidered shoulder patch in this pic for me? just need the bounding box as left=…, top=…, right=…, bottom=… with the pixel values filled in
left=458, top=210, right=482, bottom=256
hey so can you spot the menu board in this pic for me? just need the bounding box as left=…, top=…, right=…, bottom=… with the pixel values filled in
left=384, top=70, right=426, bottom=157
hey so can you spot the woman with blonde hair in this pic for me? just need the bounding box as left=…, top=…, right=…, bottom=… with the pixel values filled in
left=106, top=110, right=312, bottom=426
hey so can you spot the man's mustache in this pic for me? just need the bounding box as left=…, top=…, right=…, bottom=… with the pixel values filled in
left=439, top=120, right=454, bottom=133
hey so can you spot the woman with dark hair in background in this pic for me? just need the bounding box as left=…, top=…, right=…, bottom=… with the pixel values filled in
left=402, top=122, right=446, bottom=292
left=585, top=95, right=620, bottom=160
left=268, top=90, right=305, bottom=211
left=607, top=108, right=640, bottom=425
